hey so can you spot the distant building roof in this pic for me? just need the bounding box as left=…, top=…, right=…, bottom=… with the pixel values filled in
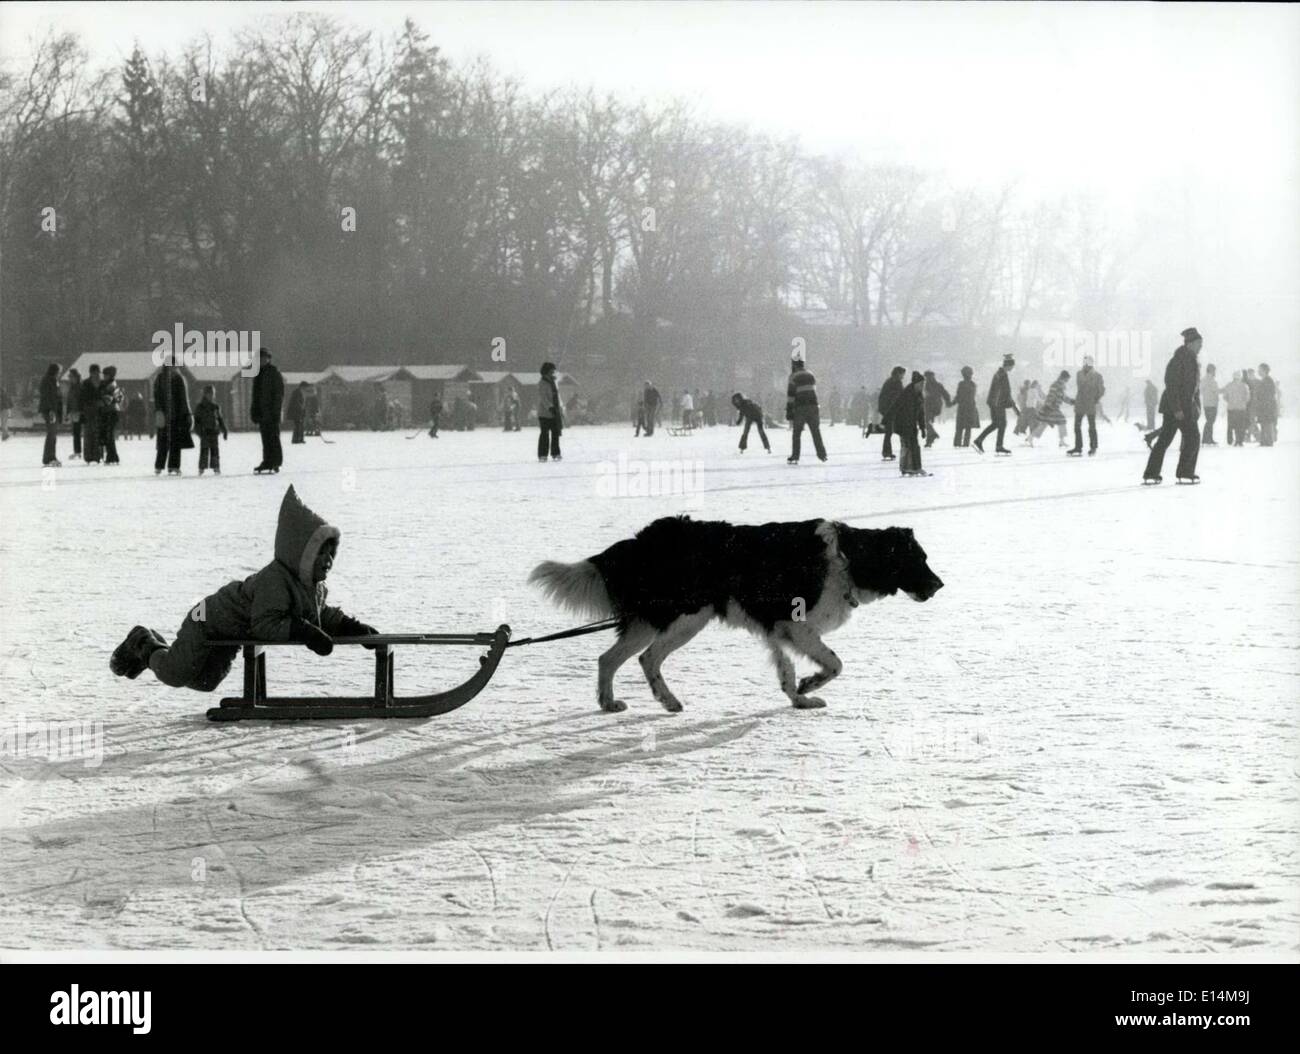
left=326, top=365, right=413, bottom=383
left=187, top=362, right=247, bottom=382
left=282, top=370, right=333, bottom=386
left=474, top=371, right=514, bottom=384
left=511, top=371, right=577, bottom=387
left=404, top=364, right=481, bottom=382
left=68, top=352, right=160, bottom=382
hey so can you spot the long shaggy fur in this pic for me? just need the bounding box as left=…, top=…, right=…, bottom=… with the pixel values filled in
left=530, top=515, right=943, bottom=713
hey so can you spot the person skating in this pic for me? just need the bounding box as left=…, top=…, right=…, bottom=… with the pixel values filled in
left=732, top=391, right=771, bottom=453
left=1142, top=378, right=1159, bottom=431
left=1143, top=327, right=1203, bottom=484
left=503, top=387, right=521, bottom=431
left=65, top=367, right=82, bottom=459
left=1032, top=371, right=1073, bottom=446
left=849, top=385, right=869, bottom=434
left=1242, top=368, right=1259, bottom=442
left=1013, top=379, right=1033, bottom=437
left=125, top=390, right=147, bottom=440
left=1255, top=363, right=1278, bottom=447
left=38, top=362, right=63, bottom=467
left=250, top=347, right=285, bottom=472
left=98, top=365, right=124, bottom=464
left=1068, top=355, right=1105, bottom=456
left=80, top=364, right=102, bottom=464
left=922, top=370, right=953, bottom=447
left=1221, top=370, right=1249, bottom=446
left=0, top=383, right=11, bottom=442
left=642, top=381, right=661, bottom=436
left=193, top=384, right=229, bottom=475
left=1199, top=364, right=1221, bottom=445
left=537, top=361, right=564, bottom=461
left=680, top=389, right=695, bottom=429
left=110, top=485, right=379, bottom=690
left=287, top=381, right=308, bottom=444
left=952, top=366, right=979, bottom=447
left=153, top=356, right=193, bottom=475
left=973, top=354, right=1019, bottom=454
left=877, top=366, right=906, bottom=459
left=428, top=396, right=442, bottom=437
left=786, top=353, right=827, bottom=463
left=895, top=371, right=929, bottom=476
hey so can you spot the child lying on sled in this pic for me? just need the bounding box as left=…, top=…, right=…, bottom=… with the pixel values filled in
left=111, top=485, right=379, bottom=691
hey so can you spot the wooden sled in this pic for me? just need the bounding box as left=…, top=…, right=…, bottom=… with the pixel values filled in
left=205, top=625, right=511, bottom=722
left=667, top=419, right=698, bottom=437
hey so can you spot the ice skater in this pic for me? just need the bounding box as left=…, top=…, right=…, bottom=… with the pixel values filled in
left=732, top=391, right=771, bottom=452
left=428, top=396, right=442, bottom=437
left=786, top=353, right=827, bottom=463
left=895, top=371, right=929, bottom=476
left=110, top=486, right=379, bottom=691
left=1068, top=355, right=1105, bottom=456
left=1255, top=363, right=1277, bottom=446
left=952, top=366, right=978, bottom=447
left=251, top=347, right=285, bottom=473
left=877, top=365, right=906, bottom=459
left=98, top=365, right=124, bottom=465
left=1199, top=364, right=1220, bottom=445
left=1221, top=371, right=1249, bottom=446
left=537, top=361, right=563, bottom=461
left=1143, top=327, right=1202, bottom=484
left=922, top=370, right=953, bottom=447
left=1033, top=371, right=1072, bottom=446
left=1142, top=378, right=1158, bottom=431
left=973, top=354, right=1019, bottom=454
left=38, top=362, right=63, bottom=467
left=194, top=384, right=229, bottom=475
left=287, top=381, right=308, bottom=444
left=153, top=357, right=193, bottom=476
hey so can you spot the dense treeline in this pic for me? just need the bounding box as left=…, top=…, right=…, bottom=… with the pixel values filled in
left=0, top=14, right=1147, bottom=391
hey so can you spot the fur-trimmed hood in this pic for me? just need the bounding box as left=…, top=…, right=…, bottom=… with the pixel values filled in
left=274, top=485, right=340, bottom=589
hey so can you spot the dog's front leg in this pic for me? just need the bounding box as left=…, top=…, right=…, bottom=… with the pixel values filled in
left=597, top=622, right=655, bottom=713
left=768, top=638, right=825, bottom=710
left=785, top=623, right=843, bottom=697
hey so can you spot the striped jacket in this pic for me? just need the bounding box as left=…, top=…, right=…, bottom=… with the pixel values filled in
left=786, top=368, right=819, bottom=417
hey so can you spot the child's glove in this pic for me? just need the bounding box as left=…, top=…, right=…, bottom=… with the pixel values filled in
left=223, top=430, right=229, bottom=440
left=289, top=618, right=333, bottom=656
left=336, top=615, right=381, bottom=649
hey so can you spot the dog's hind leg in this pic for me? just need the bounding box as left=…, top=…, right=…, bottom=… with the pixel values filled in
left=638, top=610, right=711, bottom=713
left=782, top=622, right=843, bottom=698
left=598, top=620, right=656, bottom=713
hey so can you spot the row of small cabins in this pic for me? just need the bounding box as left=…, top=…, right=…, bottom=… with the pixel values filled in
left=64, top=353, right=577, bottom=430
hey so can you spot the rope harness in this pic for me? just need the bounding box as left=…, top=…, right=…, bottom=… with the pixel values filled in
left=504, top=617, right=622, bottom=649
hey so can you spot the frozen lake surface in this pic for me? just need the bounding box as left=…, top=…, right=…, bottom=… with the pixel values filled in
left=1, top=418, right=1296, bottom=953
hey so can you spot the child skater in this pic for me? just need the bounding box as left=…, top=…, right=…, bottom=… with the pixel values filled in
left=731, top=391, right=771, bottom=453
left=193, top=384, right=229, bottom=475
left=110, top=486, right=379, bottom=691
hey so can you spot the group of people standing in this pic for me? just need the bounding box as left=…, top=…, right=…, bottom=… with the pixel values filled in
left=38, top=362, right=140, bottom=467
left=1186, top=362, right=1278, bottom=449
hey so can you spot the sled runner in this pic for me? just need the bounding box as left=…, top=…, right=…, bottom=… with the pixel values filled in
left=205, top=625, right=511, bottom=721
left=667, top=420, right=697, bottom=437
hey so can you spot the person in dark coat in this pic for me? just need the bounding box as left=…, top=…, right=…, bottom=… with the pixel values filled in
left=64, top=367, right=82, bottom=458
left=80, top=364, right=102, bottom=463
left=250, top=347, right=285, bottom=471
left=1143, top=327, right=1202, bottom=483
left=786, top=355, right=827, bottom=463
left=922, top=370, right=953, bottom=447
left=894, top=371, right=929, bottom=476
left=98, top=365, right=124, bottom=464
left=428, top=396, right=442, bottom=438
left=110, top=485, right=379, bottom=691
left=537, top=361, right=563, bottom=461
left=731, top=391, right=770, bottom=453
left=38, top=362, right=63, bottom=467
left=877, top=366, right=906, bottom=459
left=1255, top=362, right=1278, bottom=446
left=193, top=384, right=229, bottom=474
left=287, top=381, right=307, bottom=444
left=952, top=366, right=979, bottom=447
left=642, top=381, right=661, bottom=436
left=152, top=358, right=193, bottom=475
left=973, top=354, right=1019, bottom=453
left=848, top=386, right=869, bottom=433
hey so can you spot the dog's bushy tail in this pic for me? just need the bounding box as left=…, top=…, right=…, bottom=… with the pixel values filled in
left=528, top=559, right=614, bottom=618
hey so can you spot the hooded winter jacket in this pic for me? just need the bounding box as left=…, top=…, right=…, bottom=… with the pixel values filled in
left=194, top=486, right=356, bottom=642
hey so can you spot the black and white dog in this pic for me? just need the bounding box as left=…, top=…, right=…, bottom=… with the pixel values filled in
left=530, top=516, right=943, bottom=712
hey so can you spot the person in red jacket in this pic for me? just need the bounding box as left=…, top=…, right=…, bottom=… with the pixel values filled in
left=110, top=486, right=379, bottom=691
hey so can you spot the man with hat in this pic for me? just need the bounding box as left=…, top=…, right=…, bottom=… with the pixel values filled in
left=973, top=353, right=1019, bottom=454
left=1143, top=327, right=1202, bottom=484
left=786, top=350, right=827, bottom=464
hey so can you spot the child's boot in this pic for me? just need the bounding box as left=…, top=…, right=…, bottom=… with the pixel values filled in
left=110, top=626, right=165, bottom=679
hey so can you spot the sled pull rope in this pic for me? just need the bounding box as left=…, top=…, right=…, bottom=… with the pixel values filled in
left=505, top=617, right=621, bottom=648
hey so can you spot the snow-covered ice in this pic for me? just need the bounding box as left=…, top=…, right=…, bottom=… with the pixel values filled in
left=1, top=418, right=1296, bottom=953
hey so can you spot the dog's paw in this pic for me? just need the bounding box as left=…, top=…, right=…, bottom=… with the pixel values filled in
left=658, top=697, right=684, bottom=714
left=796, top=675, right=821, bottom=695
left=599, top=699, right=628, bottom=713
left=793, top=695, right=826, bottom=710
